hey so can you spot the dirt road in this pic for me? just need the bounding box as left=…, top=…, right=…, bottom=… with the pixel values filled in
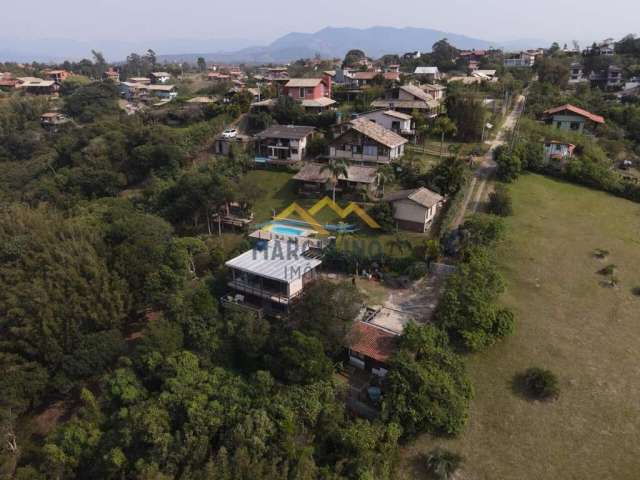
left=452, top=94, right=526, bottom=227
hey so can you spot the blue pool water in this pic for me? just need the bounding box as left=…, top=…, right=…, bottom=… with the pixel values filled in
left=270, top=225, right=305, bottom=236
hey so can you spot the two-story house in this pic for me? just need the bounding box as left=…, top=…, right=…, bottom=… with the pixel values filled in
left=383, top=187, right=444, bottom=232
left=569, top=63, right=587, bottom=84
left=254, top=125, right=316, bottom=166
left=371, top=84, right=440, bottom=115
left=147, top=84, right=178, bottom=100
left=357, top=109, right=414, bottom=136
left=330, top=117, right=408, bottom=165
left=504, top=51, right=537, bottom=67
left=225, top=240, right=322, bottom=313
left=349, top=71, right=400, bottom=88
left=413, top=66, right=441, bottom=82
left=589, top=65, right=623, bottom=90
left=282, top=75, right=336, bottom=112
left=43, top=69, right=71, bottom=82
left=149, top=72, right=171, bottom=84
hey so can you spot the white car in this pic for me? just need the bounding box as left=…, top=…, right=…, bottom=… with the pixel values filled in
left=222, top=128, right=238, bottom=139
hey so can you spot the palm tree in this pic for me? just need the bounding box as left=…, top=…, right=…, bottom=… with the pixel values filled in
left=320, top=158, right=349, bottom=202
left=432, top=116, right=458, bottom=160
left=376, top=164, right=394, bottom=196
left=417, top=123, right=430, bottom=149
left=424, top=448, right=463, bottom=480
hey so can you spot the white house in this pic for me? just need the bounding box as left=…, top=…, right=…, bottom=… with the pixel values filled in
left=384, top=187, right=444, bottom=232
left=413, top=66, right=441, bottom=81
left=254, top=125, right=316, bottom=165
left=147, top=84, right=178, bottom=100
left=504, top=51, right=537, bottom=67
left=357, top=109, right=413, bottom=135
left=150, top=71, right=171, bottom=84
left=225, top=240, right=322, bottom=311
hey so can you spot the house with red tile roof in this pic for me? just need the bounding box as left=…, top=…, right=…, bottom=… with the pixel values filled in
left=542, top=104, right=605, bottom=133
left=347, top=321, right=398, bottom=376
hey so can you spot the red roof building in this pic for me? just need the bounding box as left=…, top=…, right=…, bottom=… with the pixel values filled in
left=347, top=321, right=398, bottom=372
left=543, top=104, right=605, bottom=132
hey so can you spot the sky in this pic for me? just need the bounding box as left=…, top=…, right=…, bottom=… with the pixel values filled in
left=1, top=0, right=639, bottom=52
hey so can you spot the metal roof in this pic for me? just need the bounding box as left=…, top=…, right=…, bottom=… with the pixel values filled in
left=255, top=125, right=316, bottom=139
left=225, top=240, right=322, bottom=283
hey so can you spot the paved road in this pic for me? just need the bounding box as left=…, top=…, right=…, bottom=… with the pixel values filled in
left=452, top=94, right=526, bottom=227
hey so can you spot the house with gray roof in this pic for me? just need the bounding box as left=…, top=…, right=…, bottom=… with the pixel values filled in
left=254, top=125, right=316, bottom=166
left=384, top=187, right=445, bottom=232
left=225, top=240, right=322, bottom=313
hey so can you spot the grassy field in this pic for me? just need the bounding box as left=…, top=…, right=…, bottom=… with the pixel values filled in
left=400, top=174, right=640, bottom=480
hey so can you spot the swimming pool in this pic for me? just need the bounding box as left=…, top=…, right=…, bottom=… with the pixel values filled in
left=269, top=224, right=306, bottom=236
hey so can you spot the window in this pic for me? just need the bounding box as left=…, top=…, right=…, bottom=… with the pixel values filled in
left=570, top=122, right=581, bottom=130
left=291, top=148, right=298, bottom=154
left=299, top=88, right=305, bottom=97
left=363, top=145, right=378, bottom=156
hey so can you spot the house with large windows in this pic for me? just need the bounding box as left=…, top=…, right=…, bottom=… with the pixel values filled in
left=225, top=240, right=322, bottom=313
left=357, top=109, right=414, bottom=136
left=329, top=117, right=408, bottom=164
left=371, top=84, right=440, bottom=115
left=253, top=125, right=316, bottom=166
left=282, top=75, right=336, bottom=112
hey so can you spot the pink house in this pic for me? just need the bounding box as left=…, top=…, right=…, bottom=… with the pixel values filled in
left=282, top=75, right=336, bottom=112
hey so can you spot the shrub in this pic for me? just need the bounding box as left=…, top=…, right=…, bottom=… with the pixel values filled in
left=520, top=367, right=559, bottom=400
left=592, top=248, right=610, bottom=260
left=460, top=214, right=506, bottom=249
left=488, top=184, right=513, bottom=216
left=598, top=264, right=617, bottom=276
left=424, top=448, right=463, bottom=480
left=407, top=261, right=429, bottom=280
left=383, top=324, right=473, bottom=436
left=368, top=202, right=395, bottom=233
left=436, top=246, right=510, bottom=351
left=494, top=145, right=522, bottom=182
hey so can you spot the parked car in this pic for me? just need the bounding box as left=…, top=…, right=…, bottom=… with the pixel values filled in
left=222, top=128, right=238, bottom=138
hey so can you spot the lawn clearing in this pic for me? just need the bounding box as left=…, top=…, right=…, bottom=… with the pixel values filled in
left=243, top=169, right=299, bottom=222
left=400, top=173, right=640, bottom=480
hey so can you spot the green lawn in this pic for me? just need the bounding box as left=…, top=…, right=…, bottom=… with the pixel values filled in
left=245, top=169, right=435, bottom=257
left=400, top=174, right=640, bottom=479
left=244, top=169, right=299, bottom=222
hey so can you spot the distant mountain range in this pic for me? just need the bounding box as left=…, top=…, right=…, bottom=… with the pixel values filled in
left=0, top=26, right=547, bottom=64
